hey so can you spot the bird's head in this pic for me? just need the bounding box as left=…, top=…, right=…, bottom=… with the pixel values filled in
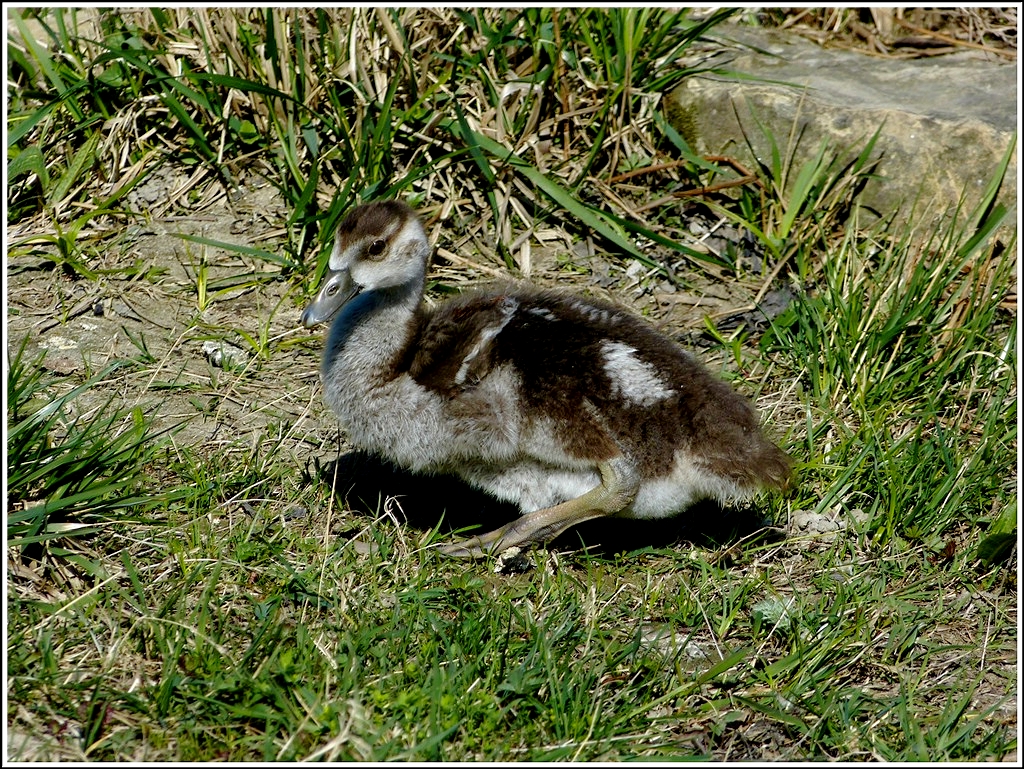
left=301, top=200, right=429, bottom=328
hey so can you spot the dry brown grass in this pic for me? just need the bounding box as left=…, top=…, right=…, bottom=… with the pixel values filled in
left=758, top=6, right=1017, bottom=58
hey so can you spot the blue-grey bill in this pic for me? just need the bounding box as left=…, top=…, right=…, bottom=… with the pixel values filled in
left=301, top=269, right=358, bottom=327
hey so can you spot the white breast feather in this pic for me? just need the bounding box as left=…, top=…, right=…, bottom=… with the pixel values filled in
left=459, top=461, right=600, bottom=512
left=627, top=449, right=751, bottom=518
left=322, top=292, right=523, bottom=472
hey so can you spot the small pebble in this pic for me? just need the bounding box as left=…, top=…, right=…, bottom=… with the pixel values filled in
left=494, top=546, right=533, bottom=575
left=202, top=340, right=250, bottom=369
left=283, top=505, right=308, bottom=521
left=39, top=335, right=77, bottom=351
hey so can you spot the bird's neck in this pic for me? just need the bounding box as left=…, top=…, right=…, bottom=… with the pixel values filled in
left=322, top=277, right=424, bottom=381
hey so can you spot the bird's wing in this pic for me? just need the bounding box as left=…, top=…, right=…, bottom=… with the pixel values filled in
left=408, top=293, right=518, bottom=394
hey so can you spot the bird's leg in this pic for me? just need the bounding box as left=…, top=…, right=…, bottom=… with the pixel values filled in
left=439, top=457, right=640, bottom=558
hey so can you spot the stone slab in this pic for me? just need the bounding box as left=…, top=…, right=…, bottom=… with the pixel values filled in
left=669, top=25, right=1017, bottom=235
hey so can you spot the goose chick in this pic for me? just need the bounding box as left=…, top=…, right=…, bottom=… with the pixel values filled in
left=302, top=200, right=791, bottom=557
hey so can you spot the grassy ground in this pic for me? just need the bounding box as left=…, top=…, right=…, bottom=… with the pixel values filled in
left=5, top=7, right=1018, bottom=761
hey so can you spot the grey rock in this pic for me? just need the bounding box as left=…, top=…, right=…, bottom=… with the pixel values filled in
left=201, top=340, right=250, bottom=370
left=791, top=509, right=843, bottom=534
left=493, top=546, right=533, bottom=575
left=669, top=25, right=1016, bottom=233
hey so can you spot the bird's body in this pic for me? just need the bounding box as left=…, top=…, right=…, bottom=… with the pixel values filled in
left=302, top=200, right=790, bottom=556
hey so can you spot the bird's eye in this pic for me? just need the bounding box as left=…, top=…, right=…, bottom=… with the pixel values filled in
left=368, top=239, right=386, bottom=258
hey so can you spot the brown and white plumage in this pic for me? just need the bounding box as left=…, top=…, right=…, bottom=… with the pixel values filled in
left=302, top=200, right=791, bottom=557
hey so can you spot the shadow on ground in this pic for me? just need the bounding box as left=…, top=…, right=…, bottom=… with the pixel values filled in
left=314, top=451, right=778, bottom=557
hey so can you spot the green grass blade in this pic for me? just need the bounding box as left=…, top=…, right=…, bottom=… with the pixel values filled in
left=7, top=144, right=50, bottom=188
left=173, top=234, right=295, bottom=268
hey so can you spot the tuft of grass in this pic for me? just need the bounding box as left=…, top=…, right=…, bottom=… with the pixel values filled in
left=8, top=7, right=738, bottom=281
left=6, top=340, right=185, bottom=552
left=761, top=149, right=1016, bottom=555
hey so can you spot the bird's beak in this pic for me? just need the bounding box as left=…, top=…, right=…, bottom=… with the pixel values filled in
left=301, top=268, right=359, bottom=328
